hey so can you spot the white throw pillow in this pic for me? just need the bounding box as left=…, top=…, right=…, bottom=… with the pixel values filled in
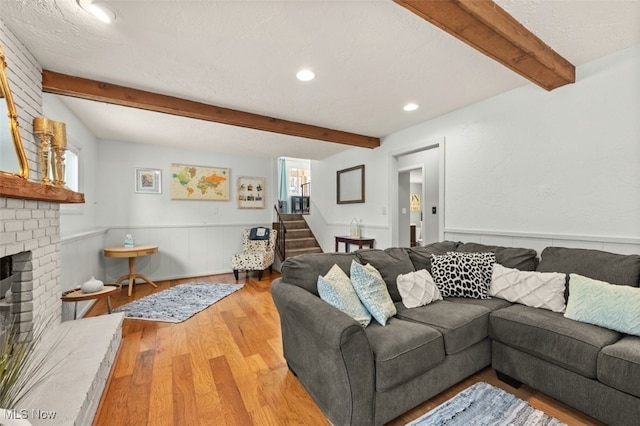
left=396, top=269, right=442, bottom=308
left=490, top=263, right=566, bottom=313
left=317, top=264, right=371, bottom=327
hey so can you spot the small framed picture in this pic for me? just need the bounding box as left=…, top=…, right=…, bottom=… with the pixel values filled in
left=135, top=168, right=162, bottom=194
left=237, top=176, right=265, bottom=209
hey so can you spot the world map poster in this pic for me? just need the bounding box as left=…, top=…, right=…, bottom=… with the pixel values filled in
left=170, top=163, right=230, bottom=200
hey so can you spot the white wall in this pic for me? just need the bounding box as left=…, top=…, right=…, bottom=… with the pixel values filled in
left=96, top=140, right=276, bottom=280
left=97, top=140, right=275, bottom=227
left=44, top=94, right=100, bottom=235
left=310, top=44, right=640, bottom=253
left=310, top=146, right=392, bottom=251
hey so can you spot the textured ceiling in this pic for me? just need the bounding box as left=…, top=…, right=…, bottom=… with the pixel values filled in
left=1, top=0, right=639, bottom=159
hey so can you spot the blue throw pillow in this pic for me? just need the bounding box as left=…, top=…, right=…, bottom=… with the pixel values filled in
left=249, top=227, right=270, bottom=240
left=564, top=273, right=640, bottom=336
left=350, top=261, right=396, bottom=326
left=317, top=264, right=371, bottom=327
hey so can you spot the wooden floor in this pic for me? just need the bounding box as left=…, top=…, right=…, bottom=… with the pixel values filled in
left=88, top=272, right=602, bottom=426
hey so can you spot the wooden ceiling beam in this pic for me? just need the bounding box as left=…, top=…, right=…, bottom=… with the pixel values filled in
left=394, top=0, right=575, bottom=91
left=41, top=70, right=380, bottom=149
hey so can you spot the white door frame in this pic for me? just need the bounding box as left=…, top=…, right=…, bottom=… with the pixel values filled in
left=388, top=137, right=446, bottom=247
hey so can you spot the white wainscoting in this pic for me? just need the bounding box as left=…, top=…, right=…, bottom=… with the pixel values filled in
left=444, top=228, right=640, bottom=256
left=104, top=224, right=272, bottom=283
left=60, top=228, right=108, bottom=321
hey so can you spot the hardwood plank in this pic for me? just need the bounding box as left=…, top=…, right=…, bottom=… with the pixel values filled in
left=127, top=350, right=154, bottom=426
left=209, top=355, right=253, bottom=425
left=41, top=71, right=380, bottom=149
left=92, top=375, right=131, bottom=426
left=393, top=0, right=575, bottom=91
left=172, top=353, right=199, bottom=425
left=91, top=272, right=603, bottom=426
left=112, top=331, right=142, bottom=379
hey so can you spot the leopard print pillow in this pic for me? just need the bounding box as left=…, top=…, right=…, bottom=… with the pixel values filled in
left=431, top=252, right=496, bottom=299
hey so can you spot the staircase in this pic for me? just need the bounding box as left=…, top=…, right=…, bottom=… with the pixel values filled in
left=275, top=213, right=322, bottom=260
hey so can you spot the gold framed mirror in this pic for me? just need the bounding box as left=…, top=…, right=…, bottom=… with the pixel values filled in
left=0, top=43, right=29, bottom=179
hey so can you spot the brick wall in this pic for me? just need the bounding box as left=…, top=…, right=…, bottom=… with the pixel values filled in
left=1, top=19, right=62, bottom=330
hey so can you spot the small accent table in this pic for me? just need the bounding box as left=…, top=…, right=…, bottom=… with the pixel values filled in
left=103, top=245, right=159, bottom=296
left=61, top=285, right=119, bottom=319
left=335, top=236, right=375, bottom=253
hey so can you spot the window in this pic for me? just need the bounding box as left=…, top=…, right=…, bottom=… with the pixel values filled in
left=65, top=147, right=79, bottom=192
left=288, top=166, right=310, bottom=197
left=60, top=143, right=82, bottom=214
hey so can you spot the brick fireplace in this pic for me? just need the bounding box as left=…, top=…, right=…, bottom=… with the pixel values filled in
left=0, top=20, right=123, bottom=426
left=0, top=17, right=63, bottom=334
left=0, top=199, right=62, bottom=334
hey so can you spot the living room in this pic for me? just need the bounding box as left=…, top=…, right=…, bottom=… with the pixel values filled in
left=0, top=1, right=639, bottom=425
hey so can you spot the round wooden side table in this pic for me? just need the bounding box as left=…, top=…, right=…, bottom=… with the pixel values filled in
left=103, top=245, right=159, bottom=296
left=61, top=285, right=120, bottom=319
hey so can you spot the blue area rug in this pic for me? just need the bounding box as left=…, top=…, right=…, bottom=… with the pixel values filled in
left=407, top=382, right=566, bottom=426
left=113, top=282, right=243, bottom=322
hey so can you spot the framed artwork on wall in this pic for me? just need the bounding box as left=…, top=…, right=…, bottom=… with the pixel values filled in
left=337, top=164, right=365, bottom=204
left=170, top=163, right=230, bottom=200
left=134, top=168, right=162, bottom=194
left=237, top=176, right=265, bottom=209
left=410, top=193, right=421, bottom=212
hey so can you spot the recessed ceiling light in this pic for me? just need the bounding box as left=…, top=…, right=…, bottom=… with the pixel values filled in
left=296, top=69, right=315, bottom=82
left=403, top=103, right=419, bottom=111
left=77, top=0, right=116, bottom=23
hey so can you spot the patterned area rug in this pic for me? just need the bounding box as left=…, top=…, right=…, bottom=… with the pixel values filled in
left=113, top=282, right=243, bottom=322
left=407, top=382, right=566, bottom=426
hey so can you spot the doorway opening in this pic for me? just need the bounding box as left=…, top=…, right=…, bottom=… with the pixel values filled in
left=277, top=157, right=311, bottom=214
left=389, top=138, right=445, bottom=247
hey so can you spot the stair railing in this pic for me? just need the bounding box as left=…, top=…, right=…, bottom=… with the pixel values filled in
left=274, top=204, right=287, bottom=260
left=301, top=182, right=310, bottom=214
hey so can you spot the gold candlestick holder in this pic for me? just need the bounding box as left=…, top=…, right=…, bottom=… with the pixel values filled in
left=33, top=116, right=54, bottom=185
left=51, top=121, right=67, bottom=187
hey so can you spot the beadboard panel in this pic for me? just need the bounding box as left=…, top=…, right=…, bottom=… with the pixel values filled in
left=60, top=229, right=107, bottom=321
left=103, top=224, right=271, bottom=283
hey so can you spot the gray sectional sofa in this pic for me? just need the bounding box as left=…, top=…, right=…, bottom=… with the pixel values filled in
left=270, top=242, right=640, bottom=426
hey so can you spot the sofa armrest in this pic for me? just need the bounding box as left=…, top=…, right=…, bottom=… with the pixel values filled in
left=271, top=278, right=376, bottom=425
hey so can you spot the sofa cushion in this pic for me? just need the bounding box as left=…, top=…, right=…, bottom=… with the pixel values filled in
left=490, top=264, right=566, bottom=313
left=457, top=242, right=538, bottom=271
left=598, top=336, right=640, bottom=398
left=364, top=317, right=444, bottom=392
left=444, top=297, right=512, bottom=312
left=355, top=248, right=415, bottom=302
left=537, top=247, right=640, bottom=288
left=564, top=274, right=640, bottom=336
left=317, top=264, right=371, bottom=327
left=489, top=304, right=622, bottom=379
left=396, top=269, right=442, bottom=308
left=350, top=261, right=397, bottom=326
left=406, top=241, right=461, bottom=272
left=281, top=253, right=360, bottom=296
left=396, top=300, right=490, bottom=355
left=431, top=252, right=495, bottom=299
